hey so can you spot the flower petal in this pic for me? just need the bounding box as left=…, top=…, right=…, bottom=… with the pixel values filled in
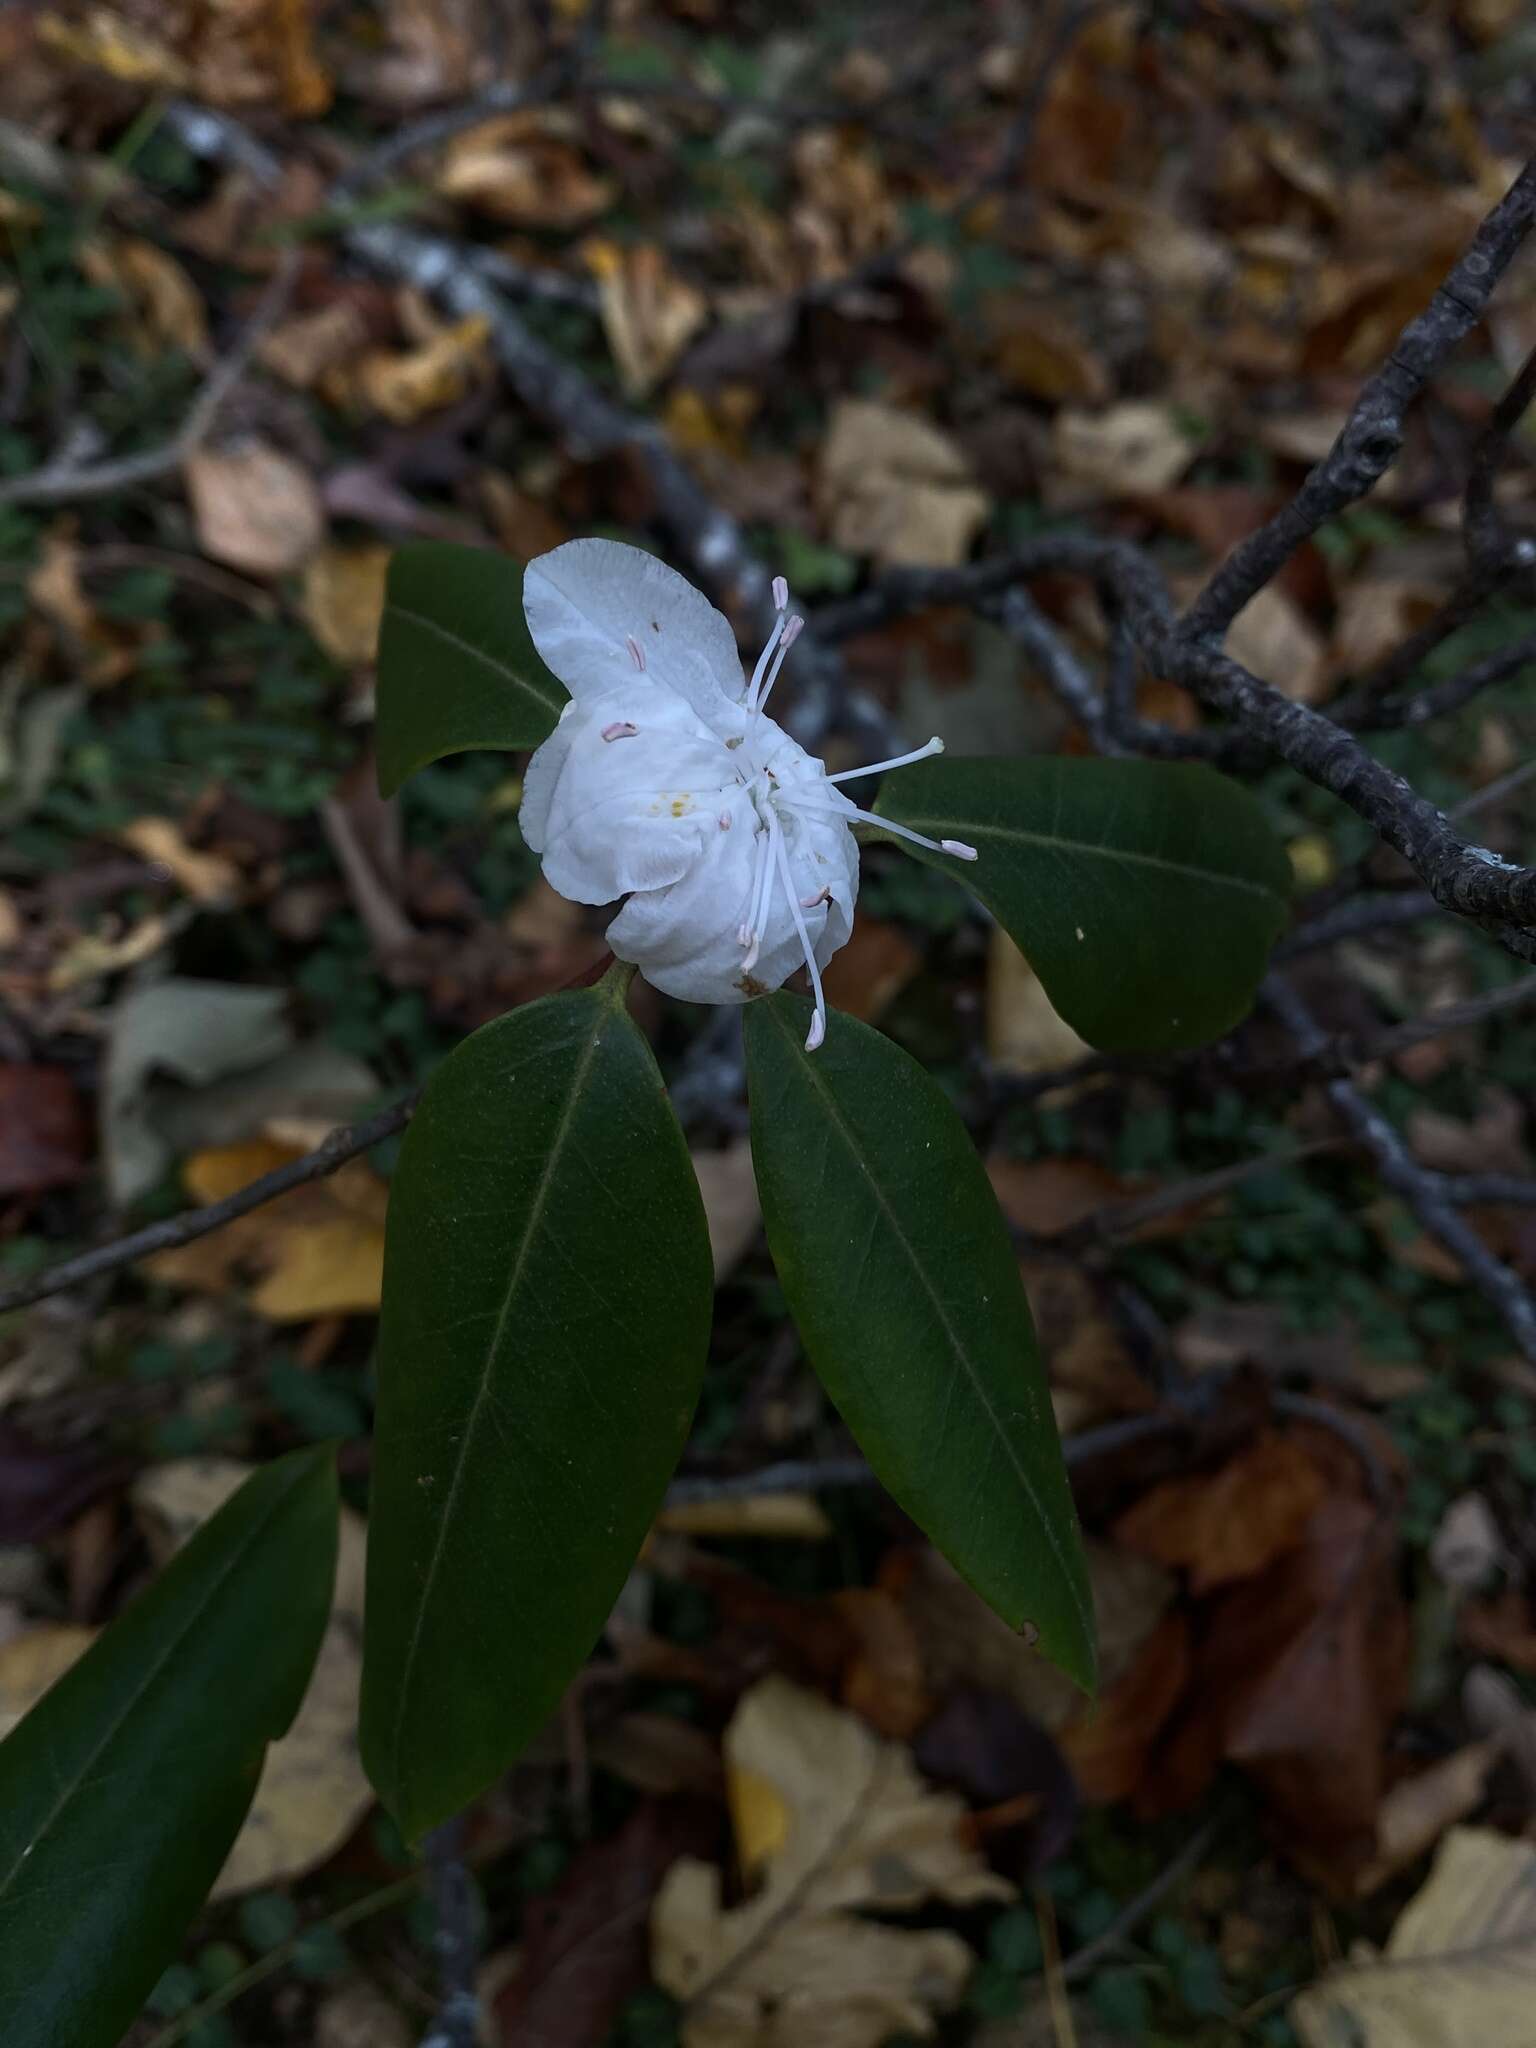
left=523, top=538, right=748, bottom=737
left=523, top=684, right=738, bottom=905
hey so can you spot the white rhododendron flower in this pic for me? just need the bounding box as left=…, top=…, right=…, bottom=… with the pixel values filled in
left=519, top=539, right=975, bottom=1049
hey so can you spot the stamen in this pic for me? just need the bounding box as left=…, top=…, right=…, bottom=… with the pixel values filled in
left=784, top=793, right=978, bottom=861
left=800, top=884, right=832, bottom=909
left=772, top=574, right=789, bottom=612
left=745, top=615, right=786, bottom=708
left=601, top=720, right=639, bottom=742
left=753, top=614, right=803, bottom=720
left=772, top=820, right=828, bottom=1052
left=740, top=814, right=779, bottom=964
left=826, top=736, right=944, bottom=784
left=718, top=810, right=732, bottom=830
left=625, top=634, right=646, bottom=672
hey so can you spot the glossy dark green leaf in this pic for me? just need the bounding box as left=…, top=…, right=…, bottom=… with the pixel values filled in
left=361, top=975, right=713, bottom=1841
left=0, top=1447, right=337, bottom=2048
left=744, top=995, right=1094, bottom=1689
left=376, top=542, right=566, bottom=796
left=877, top=756, right=1291, bottom=1052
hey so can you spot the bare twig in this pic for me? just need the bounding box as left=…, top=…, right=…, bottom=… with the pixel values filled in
left=0, top=1094, right=416, bottom=1317
left=1180, top=157, right=1536, bottom=640
left=420, top=1818, right=479, bottom=2048
left=0, top=251, right=300, bottom=509
left=1060, top=1821, right=1218, bottom=1984
left=1263, top=973, right=1536, bottom=1363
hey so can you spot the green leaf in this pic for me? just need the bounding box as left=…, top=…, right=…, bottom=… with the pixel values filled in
left=361, top=977, right=713, bottom=1840
left=376, top=543, right=567, bottom=796
left=0, top=1447, right=338, bottom=2048
left=744, top=995, right=1094, bottom=1689
left=877, top=756, right=1291, bottom=1052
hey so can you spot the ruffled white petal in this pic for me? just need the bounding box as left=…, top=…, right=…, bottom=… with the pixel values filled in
left=523, top=538, right=748, bottom=739
left=521, top=684, right=738, bottom=905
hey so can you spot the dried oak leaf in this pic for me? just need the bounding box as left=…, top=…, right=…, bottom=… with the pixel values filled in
left=819, top=401, right=990, bottom=569
left=1112, top=1429, right=1329, bottom=1594
left=185, top=441, right=325, bottom=577
left=585, top=239, right=708, bottom=399
left=1292, top=1827, right=1536, bottom=2047
left=652, top=1676, right=1008, bottom=2048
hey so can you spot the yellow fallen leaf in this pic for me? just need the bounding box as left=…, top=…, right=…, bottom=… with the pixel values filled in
left=436, top=116, right=614, bottom=229
left=351, top=314, right=491, bottom=423
left=80, top=237, right=209, bottom=358
left=119, top=816, right=240, bottom=906
left=149, top=1138, right=386, bottom=1319
left=36, top=8, right=188, bottom=86
left=300, top=544, right=392, bottom=666
left=585, top=239, right=708, bottom=398
left=819, top=400, right=990, bottom=569
left=49, top=914, right=170, bottom=991
left=1292, top=1827, right=1536, bottom=2046
left=132, top=1458, right=372, bottom=1897
left=651, top=1676, right=1008, bottom=2048
left=185, top=442, right=326, bottom=577
left=27, top=527, right=136, bottom=687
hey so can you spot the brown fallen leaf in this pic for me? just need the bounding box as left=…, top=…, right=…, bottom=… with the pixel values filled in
left=659, top=1495, right=833, bottom=1543
left=35, top=8, right=188, bottom=87
left=1459, top=1588, right=1536, bottom=1673
left=27, top=528, right=137, bottom=687
left=300, top=543, right=393, bottom=666
left=651, top=1676, right=1008, bottom=2048
left=819, top=400, right=990, bottom=569
left=586, top=239, right=709, bottom=399
left=690, top=1140, right=762, bottom=1283
left=437, top=114, right=615, bottom=229
left=80, top=236, right=208, bottom=357
left=1059, top=1610, right=1190, bottom=1806
left=0, top=1064, right=90, bottom=1195
left=989, top=299, right=1112, bottom=403
left=260, top=300, right=375, bottom=389
left=1112, top=1430, right=1330, bottom=1594
left=185, top=442, right=326, bottom=577
left=821, top=917, right=921, bottom=1025
left=987, top=1157, right=1127, bottom=1239
left=148, top=1138, right=386, bottom=1319
left=1150, top=1497, right=1408, bottom=1876
left=1292, top=1827, right=1536, bottom=2046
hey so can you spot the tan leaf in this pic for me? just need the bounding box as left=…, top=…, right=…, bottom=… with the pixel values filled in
left=437, top=116, right=615, bottom=229
left=351, top=314, right=491, bottom=424
left=259, top=301, right=372, bottom=389
left=119, top=817, right=240, bottom=907
left=1331, top=577, right=1437, bottom=680
left=659, top=1495, right=834, bottom=1542
left=300, top=544, right=392, bottom=666
left=690, top=1139, right=762, bottom=1283
left=132, top=1457, right=372, bottom=1897
left=1354, top=1743, right=1502, bottom=1896
left=27, top=528, right=136, bottom=687
left=35, top=8, right=188, bottom=86
left=990, top=301, right=1111, bottom=403
left=185, top=442, right=325, bottom=577
left=1051, top=402, right=1194, bottom=498
left=652, top=1676, right=1006, bottom=2048
left=48, top=914, right=170, bottom=991
left=80, top=237, right=208, bottom=357
left=586, top=240, right=708, bottom=399
left=986, top=929, right=1091, bottom=1077
left=148, top=1138, right=386, bottom=1319
left=1292, top=1828, right=1536, bottom=2046
left=1224, top=584, right=1328, bottom=705
left=819, top=401, right=990, bottom=569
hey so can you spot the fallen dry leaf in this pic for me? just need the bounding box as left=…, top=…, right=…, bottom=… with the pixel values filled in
left=1223, top=583, right=1328, bottom=705
left=351, top=313, right=491, bottom=423
left=315, top=1981, right=411, bottom=2048
left=148, top=1138, right=386, bottom=1319
left=1429, top=1492, right=1502, bottom=1593
left=819, top=401, right=990, bottom=569
left=1292, top=1827, right=1536, bottom=2046
left=1113, top=1430, right=1330, bottom=1594
left=1060, top=1610, right=1191, bottom=1806
left=35, top=7, right=188, bottom=87
left=27, top=528, right=137, bottom=687
left=260, top=301, right=374, bottom=389
left=659, top=1494, right=833, bottom=1543
left=437, top=114, right=615, bottom=229
left=1459, top=1588, right=1536, bottom=1673
left=0, top=1064, right=90, bottom=1195
left=80, top=236, right=208, bottom=357
left=690, top=1140, right=762, bottom=1283
left=300, top=544, right=392, bottom=666
left=652, top=1676, right=1007, bottom=2048
left=119, top=816, right=240, bottom=907
left=821, top=917, right=921, bottom=1024
left=1354, top=1742, right=1501, bottom=1895
left=185, top=442, right=325, bottom=577
left=1051, top=401, right=1195, bottom=499
left=586, top=239, right=708, bottom=399
left=987, top=930, right=1092, bottom=1077
left=131, top=1458, right=370, bottom=1896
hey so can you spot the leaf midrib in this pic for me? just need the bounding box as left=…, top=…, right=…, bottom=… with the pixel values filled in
left=388, top=602, right=564, bottom=719
left=386, top=1003, right=608, bottom=1806
left=762, top=1002, right=1091, bottom=1650
left=0, top=1459, right=314, bottom=1904
left=880, top=809, right=1286, bottom=905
